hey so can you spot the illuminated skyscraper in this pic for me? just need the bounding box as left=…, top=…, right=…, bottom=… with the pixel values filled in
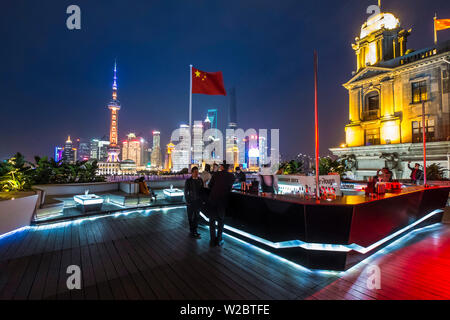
left=207, top=109, right=218, bottom=129
left=203, top=115, right=211, bottom=131
left=54, top=146, right=63, bottom=162
left=192, top=121, right=204, bottom=165
left=78, top=141, right=90, bottom=161
left=107, top=61, right=121, bottom=163
left=258, top=135, right=268, bottom=167
left=172, top=124, right=190, bottom=172
left=122, top=133, right=147, bottom=167
left=248, top=134, right=259, bottom=169
left=165, top=142, right=175, bottom=171
left=226, top=88, right=238, bottom=167
left=228, top=88, right=237, bottom=129
left=151, top=131, right=162, bottom=169
left=63, top=135, right=76, bottom=163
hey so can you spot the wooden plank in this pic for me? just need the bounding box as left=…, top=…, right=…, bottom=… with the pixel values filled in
left=0, top=256, right=32, bottom=299
left=28, top=251, right=53, bottom=300
left=13, top=253, right=44, bottom=299
left=79, top=245, right=98, bottom=300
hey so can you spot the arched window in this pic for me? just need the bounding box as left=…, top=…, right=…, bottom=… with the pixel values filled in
left=363, top=91, right=380, bottom=121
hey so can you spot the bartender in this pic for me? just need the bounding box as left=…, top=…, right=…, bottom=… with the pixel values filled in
left=376, top=167, right=392, bottom=182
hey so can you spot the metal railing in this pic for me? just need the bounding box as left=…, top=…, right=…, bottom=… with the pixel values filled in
left=361, top=109, right=380, bottom=121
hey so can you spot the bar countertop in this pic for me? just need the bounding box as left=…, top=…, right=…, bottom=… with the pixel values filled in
left=231, top=185, right=449, bottom=207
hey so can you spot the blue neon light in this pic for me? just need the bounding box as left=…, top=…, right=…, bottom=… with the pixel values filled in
left=199, top=209, right=443, bottom=254
left=0, top=206, right=186, bottom=238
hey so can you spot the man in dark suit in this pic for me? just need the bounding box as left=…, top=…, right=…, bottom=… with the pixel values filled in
left=207, top=163, right=235, bottom=246
left=184, top=166, right=203, bottom=239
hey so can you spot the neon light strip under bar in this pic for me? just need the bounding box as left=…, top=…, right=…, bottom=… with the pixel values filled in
left=200, top=209, right=443, bottom=254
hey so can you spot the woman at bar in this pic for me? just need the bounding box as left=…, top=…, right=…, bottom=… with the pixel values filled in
left=258, top=164, right=278, bottom=194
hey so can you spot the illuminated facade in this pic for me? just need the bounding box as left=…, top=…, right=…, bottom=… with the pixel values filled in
left=90, top=139, right=110, bottom=161
left=54, top=146, right=63, bottom=162
left=330, top=10, right=450, bottom=180
left=122, top=133, right=147, bottom=168
left=150, top=131, right=162, bottom=169
left=165, top=142, right=175, bottom=172
left=172, top=124, right=190, bottom=172
left=192, top=121, right=204, bottom=165
left=226, top=88, right=239, bottom=168
left=63, top=136, right=77, bottom=163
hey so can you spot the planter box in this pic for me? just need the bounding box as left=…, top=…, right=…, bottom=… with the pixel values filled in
left=33, top=182, right=120, bottom=196
left=0, top=193, right=38, bottom=236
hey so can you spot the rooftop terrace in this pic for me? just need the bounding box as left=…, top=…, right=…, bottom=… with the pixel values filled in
left=0, top=206, right=449, bottom=300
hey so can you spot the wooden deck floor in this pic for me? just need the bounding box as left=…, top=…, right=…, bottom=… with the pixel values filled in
left=0, top=206, right=449, bottom=300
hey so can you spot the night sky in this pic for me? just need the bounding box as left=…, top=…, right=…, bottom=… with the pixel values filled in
left=1, top=0, right=449, bottom=161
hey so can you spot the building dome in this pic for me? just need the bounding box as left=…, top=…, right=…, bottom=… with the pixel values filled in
left=360, top=12, right=400, bottom=39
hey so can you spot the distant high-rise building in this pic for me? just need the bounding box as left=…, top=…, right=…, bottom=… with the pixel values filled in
left=207, top=109, right=218, bottom=129
left=203, top=115, right=211, bottom=131
left=172, top=124, right=190, bottom=172
left=54, top=146, right=63, bottom=162
left=226, top=88, right=238, bottom=166
left=228, top=88, right=237, bottom=129
left=258, top=135, right=268, bottom=167
left=78, top=141, right=90, bottom=161
left=107, top=61, right=121, bottom=163
left=90, top=138, right=110, bottom=161
left=63, top=136, right=76, bottom=163
left=192, top=121, right=204, bottom=165
left=150, top=131, right=162, bottom=169
left=204, top=110, right=220, bottom=163
left=248, top=134, right=259, bottom=169
left=165, top=142, right=175, bottom=172
left=122, top=133, right=147, bottom=167
left=90, top=139, right=99, bottom=159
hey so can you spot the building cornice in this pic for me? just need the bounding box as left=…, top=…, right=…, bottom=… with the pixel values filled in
left=344, top=50, right=450, bottom=89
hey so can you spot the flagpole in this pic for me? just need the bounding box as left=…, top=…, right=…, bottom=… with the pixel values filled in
left=189, top=64, right=193, bottom=166
left=422, top=101, right=427, bottom=187
left=314, top=51, right=320, bottom=199
left=434, top=14, right=438, bottom=44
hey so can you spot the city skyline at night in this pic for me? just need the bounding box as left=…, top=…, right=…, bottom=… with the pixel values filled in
left=1, top=1, right=449, bottom=162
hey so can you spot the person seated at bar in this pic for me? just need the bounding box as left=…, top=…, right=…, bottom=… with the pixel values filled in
left=376, top=167, right=393, bottom=182
left=184, top=167, right=203, bottom=239
left=408, top=161, right=424, bottom=185
left=258, top=164, right=278, bottom=194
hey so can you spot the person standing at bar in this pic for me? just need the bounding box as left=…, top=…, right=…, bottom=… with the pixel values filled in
left=258, top=164, right=278, bottom=194
left=235, top=166, right=246, bottom=183
left=207, top=162, right=235, bottom=246
left=184, top=166, right=203, bottom=239
left=200, top=164, right=212, bottom=188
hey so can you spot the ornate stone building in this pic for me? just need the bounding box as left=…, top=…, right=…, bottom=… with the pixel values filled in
left=330, top=11, right=450, bottom=180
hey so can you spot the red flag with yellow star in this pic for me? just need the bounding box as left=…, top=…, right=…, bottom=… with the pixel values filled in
left=192, top=67, right=227, bottom=95
left=435, top=19, right=450, bottom=31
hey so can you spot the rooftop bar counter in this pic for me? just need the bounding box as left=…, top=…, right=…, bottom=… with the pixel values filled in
left=214, top=186, right=450, bottom=271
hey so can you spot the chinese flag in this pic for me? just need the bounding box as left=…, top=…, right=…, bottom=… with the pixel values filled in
left=435, top=19, right=450, bottom=31
left=192, top=67, right=227, bottom=96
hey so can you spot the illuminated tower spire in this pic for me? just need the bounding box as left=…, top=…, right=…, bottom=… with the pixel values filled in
left=112, top=60, right=118, bottom=101
left=107, top=60, right=121, bottom=163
